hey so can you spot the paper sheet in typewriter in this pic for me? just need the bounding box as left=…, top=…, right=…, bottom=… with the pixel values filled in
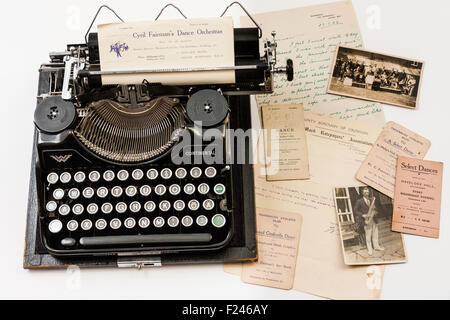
left=225, top=112, right=384, bottom=300
left=241, top=1, right=385, bottom=125
left=97, top=17, right=235, bottom=85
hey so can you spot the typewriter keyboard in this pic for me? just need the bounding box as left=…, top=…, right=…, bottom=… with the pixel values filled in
left=41, top=165, right=232, bottom=253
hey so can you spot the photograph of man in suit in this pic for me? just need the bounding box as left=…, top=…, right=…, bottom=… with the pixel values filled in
left=353, top=187, right=385, bottom=255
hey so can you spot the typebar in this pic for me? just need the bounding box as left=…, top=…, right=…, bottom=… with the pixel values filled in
left=79, top=233, right=212, bottom=246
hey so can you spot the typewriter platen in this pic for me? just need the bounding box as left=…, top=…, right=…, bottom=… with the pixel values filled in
left=30, top=5, right=293, bottom=260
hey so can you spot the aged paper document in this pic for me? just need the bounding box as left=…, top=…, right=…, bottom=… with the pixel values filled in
left=261, top=104, right=309, bottom=181
left=392, top=157, right=443, bottom=238
left=98, top=17, right=235, bottom=85
left=356, top=121, right=431, bottom=198
left=241, top=208, right=302, bottom=290
left=241, top=1, right=385, bottom=125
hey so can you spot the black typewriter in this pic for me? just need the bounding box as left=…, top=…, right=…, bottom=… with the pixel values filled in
left=25, top=4, right=293, bottom=266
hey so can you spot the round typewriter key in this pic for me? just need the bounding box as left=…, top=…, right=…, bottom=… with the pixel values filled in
left=68, top=188, right=80, bottom=200
left=82, top=187, right=94, bottom=199
left=87, top=203, right=98, bottom=215
left=53, top=188, right=65, bottom=200
left=219, top=199, right=227, bottom=211
left=146, top=168, right=158, bottom=180
left=169, top=184, right=181, bottom=196
left=153, top=217, right=165, bottom=228
left=130, top=201, right=141, bottom=213
left=101, top=203, right=113, bottom=214
left=212, top=214, right=226, bottom=228
left=174, top=200, right=185, bottom=211
left=72, top=204, right=84, bottom=215
left=48, top=219, right=63, bottom=233
left=184, top=183, right=195, bottom=195
left=96, top=186, right=109, bottom=198
left=196, top=215, right=208, bottom=227
left=190, top=167, right=202, bottom=178
left=132, top=169, right=144, bottom=180
left=205, top=167, right=217, bottom=178
left=144, top=201, right=156, bottom=213
left=159, top=200, right=171, bottom=212
left=110, top=218, right=121, bottom=230
left=74, top=171, right=86, bottom=183
left=188, top=199, right=200, bottom=211
left=46, top=201, right=58, bottom=212
left=198, top=183, right=210, bottom=195
left=175, top=168, right=187, bottom=179
left=67, top=220, right=79, bottom=232
left=161, top=168, right=172, bottom=180
left=181, top=215, right=193, bottom=227
left=115, top=202, right=127, bottom=214
left=117, top=170, right=129, bottom=181
left=214, top=183, right=226, bottom=195
left=81, top=219, right=93, bottom=231
left=140, top=185, right=151, bottom=196
left=58, top=204, right=70, bottom=216
left=111, top=186, right=123, bottom=198
left=203, top=199, right=215, bottom=211
left=47, top=172, right=59, bottom=184
left=95, top=219, right=107, bottom=230
left=155, top=184, right=166, bottom=196
left=124, top=217, right=136, bottom=229
left=60, top=172, right=71, bottom=184
left=125, top=186, right=137, bottom=197
left=88, top=170, right=100, bottom=182
left=138, top=217, right=151, bottom=229
left=103, top=170, right=115, bottom=182
left=167, top=216, right=179, bottom=228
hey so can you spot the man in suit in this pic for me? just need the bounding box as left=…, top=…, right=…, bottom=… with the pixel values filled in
left=353, top=187, right=385, bottom=256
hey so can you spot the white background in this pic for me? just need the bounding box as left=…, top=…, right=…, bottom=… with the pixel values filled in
left=0, top=0, right=449, bottom=299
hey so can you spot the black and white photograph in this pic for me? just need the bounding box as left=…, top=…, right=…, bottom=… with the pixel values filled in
left=333, top=186, right=407, bottom=265
left=328, top=46, right=424, bottom=109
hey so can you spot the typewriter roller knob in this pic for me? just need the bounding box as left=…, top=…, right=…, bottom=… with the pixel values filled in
left=286, top=59, right=294, bottom=82
left=34, top=96, right=76, bottom=134
left=186, top=89, right=229, bottom=127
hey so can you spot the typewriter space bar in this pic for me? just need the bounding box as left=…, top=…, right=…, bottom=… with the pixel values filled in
left=79, top=233, right=212, bottom=246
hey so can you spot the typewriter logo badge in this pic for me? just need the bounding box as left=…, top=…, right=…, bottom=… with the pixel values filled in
left=110, top=42, right=129, bottom=57
left=50, top=154, right=72, bottom=163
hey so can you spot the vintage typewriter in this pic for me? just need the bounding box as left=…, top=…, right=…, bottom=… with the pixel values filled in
left=25, top=4, right=293, bottom=267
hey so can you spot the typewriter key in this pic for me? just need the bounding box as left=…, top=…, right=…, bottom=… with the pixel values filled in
left=138, top=217, right=151, bottom=229
left=198, top=183, right=210, bottom=195
left=188, top=199, right=200, bottom=211
left=184, top=183, right=195, bottom=195
left=34, top=96, right=76, bottom=134
left=47, top=172, right=59, bottom=184
left=46, top=201, right=57, bottom=212
left=87, top=203, right=98, bottom=215
left=95, top=219, right=107, bottom=230
left=110, top=218, right=121, bottom=230
left=89, top=171, right=101, bottom=182
left=190, top=167, right=202, bottom=178
left=212, top=214, right=226, bottom=228
left=81, top=219, right=93, bottom=231
left=159, top=200, right=171, bottom=212
left=169, top=184, right=181, bottom=195
left=53, top=188, right=65, bottom=200
left=203, top=199, right=215, bottom=210
left=72, top=204, right=84, bottom=215
left=155, top=184, right=166, bottom=196
left=174, top=200, right=185, bottom=211
left=117, top=170, right=129, bottom=181
left=181, top=216, right=193, bottom=227
left=161, top=168, right=172, bottom=179
left=68, top=188, right=80, bottom=200
left=125, top=186, right=137, bottom=197
left=168, top=216, right=179, bottom=228
left=83, top=187, right=95, bottom=199
left=214, top=183, right=226, bottom=195
left=175, top=168, right=187, bottom=179
left=186, top=89, right=229, bottom=127
left=58, top=204, right=70, bottom=216
left=60, top=172, right=71, bottom=184
left=124, top=218, right=136, bottom=229
left=115, top=202, right=127, bottom=214
left=111, top=186, right=123, bottom=198
left=205, top=167, right=217, bottom=178
left=140, top=185, right=151, bottom=196
left=153, top=217, right=165, bottom=228
left=146, top=169, right=158, bottom=180
left=96, top=187, right=108, bottom=198
left=132, top=169, right=144, bottom=180
left=130, top=201, right=141, bottom=213
left=67, top=220, right=79, bottom=232
left=103, top=170, right=115, bottom=182
left=74, top=171, right=86, bottom=183
left=48, top=219, right=63, bottom=233
left=101, top=203, right=113, bottom=214
left=144, top=201, right=156, bottom=213
left=196, top=215, right=208, bottom=227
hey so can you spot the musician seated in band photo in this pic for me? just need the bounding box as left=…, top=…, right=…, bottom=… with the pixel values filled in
left=353, top=187, right=385, bottom=256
